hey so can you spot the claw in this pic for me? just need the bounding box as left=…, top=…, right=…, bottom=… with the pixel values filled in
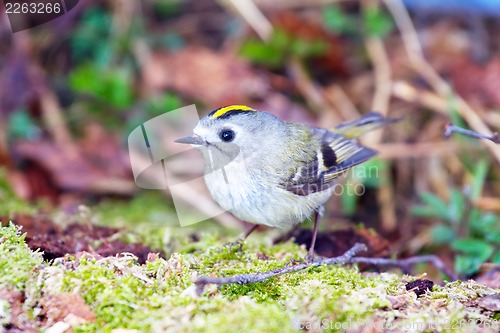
left=219, top=224, right=258, bottom=254
left=221, top=238, right=244, bottom=253
left=304, top=253, right=315, bottom=263
left=285, top=258, right=304, bottom=267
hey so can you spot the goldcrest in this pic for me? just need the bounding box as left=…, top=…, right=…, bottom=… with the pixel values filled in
left=176, top=105, right=395, bottom=259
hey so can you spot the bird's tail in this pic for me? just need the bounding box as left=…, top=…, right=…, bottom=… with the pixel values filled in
left=331, top=112, right=400, bottom=139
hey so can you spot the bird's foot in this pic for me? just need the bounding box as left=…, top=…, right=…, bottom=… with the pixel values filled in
left=285, top=258, right=304, bottom=267
left=221, top=238, right=245, bottom=254
left=304, top=251, right=316, bottom=263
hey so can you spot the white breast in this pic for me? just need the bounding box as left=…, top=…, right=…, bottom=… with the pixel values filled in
left=203, top=149, right=333, bottom=228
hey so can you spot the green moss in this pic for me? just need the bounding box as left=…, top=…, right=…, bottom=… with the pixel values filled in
left=60, top=253, right=198, bottom=332
left=52, top=237, right=399, bottom=332
left=1, top=219, right=498, bottom=333
left=188, top=300, right=295, bottom=333
left=0, top=223, right=43, bottom=290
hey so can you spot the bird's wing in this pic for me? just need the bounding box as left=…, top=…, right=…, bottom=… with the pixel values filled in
left=284, top=128, right=377, bottom=196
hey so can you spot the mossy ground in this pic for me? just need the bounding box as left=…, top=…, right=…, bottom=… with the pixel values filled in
left=1, top=194, right=499, bottom=332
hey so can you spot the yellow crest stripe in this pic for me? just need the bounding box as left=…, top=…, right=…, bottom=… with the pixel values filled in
left=211, top=105, right=255, bottom=118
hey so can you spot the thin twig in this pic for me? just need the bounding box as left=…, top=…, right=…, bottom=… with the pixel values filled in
left=351, top=255, right=457, bottom=280
left=324, top=85, right=361, bottom=121
left=195, top=243, right=367, bottom=294
left=475, top=196, right=500, bottom=214
left=384, top=0, right=500, bottom=163
left=37, top=81, right=75, bottom=148
left=365, top=35, right=392, bottom=120
left=219, top=0, right=273, bottom=41
left=288, top=57, right=332, bottom=117
left=392, top=81, right=449, bottom=115
left=382, top=0, right=424, bottom=62
left=194, top=244, right=457, bottom=294
left=444, top=124, right=500, bottom=144
left=363, top=0, right=396, bottom=232
left=363, top=0, right=392, bottom=124
left=254, top=0, right=347, bottom=9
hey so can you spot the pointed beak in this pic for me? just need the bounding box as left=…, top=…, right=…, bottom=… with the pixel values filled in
left=175, top=135, right=205, bottom=145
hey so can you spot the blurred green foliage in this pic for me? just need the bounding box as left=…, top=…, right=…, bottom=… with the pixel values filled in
left=322, top=4, right=394, bottom=38
left=448, top=101, right=481, bottom=170
left=69, top=64, right=134, bottom=109
left=67, top=5, right=136, bottom=130
left=412, top=159, right=500, bottom=276
left=70, top=6, right=113, bottom=65
left=240, top=28, right=327, bottom=68
left=322, top=5, right=358, bottom=34
left=341, top=159, right=389, bottom=216
left=66, top=5, right=184, bottom=131
left=151, top=0, right=183, bottom=19
left=363, top=6, right=394, bottom=38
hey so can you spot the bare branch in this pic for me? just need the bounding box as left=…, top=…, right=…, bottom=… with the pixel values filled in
left=444, top=124, right=500, bottom=144
left=194, top=244, right=457, bottom=295
left=195, top=243, right=367, bottom=294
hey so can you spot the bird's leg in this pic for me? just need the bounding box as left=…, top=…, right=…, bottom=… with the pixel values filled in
left=222, top=224, right=258, bottom=253
left=305, top=209, right=321, bottom=262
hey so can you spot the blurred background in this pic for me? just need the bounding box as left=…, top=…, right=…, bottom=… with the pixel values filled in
left=0, top=0, right=499, bottom=281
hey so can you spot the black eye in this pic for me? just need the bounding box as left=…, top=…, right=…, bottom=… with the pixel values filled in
left=219, top=129, right=235, bottom=142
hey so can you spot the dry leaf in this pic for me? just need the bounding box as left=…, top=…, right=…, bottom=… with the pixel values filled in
left=142, top=46, right=266, bottom=105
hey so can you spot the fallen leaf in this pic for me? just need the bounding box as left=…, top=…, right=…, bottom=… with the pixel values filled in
left=40, top=293, right=96, bottom=325
left=142, top=46, right=266, bottom=106
left=12, top=122, right=134, bottom=199
left=477, top=294, right=500, bottom=312
left=452, top=56, right=500, bottom=108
